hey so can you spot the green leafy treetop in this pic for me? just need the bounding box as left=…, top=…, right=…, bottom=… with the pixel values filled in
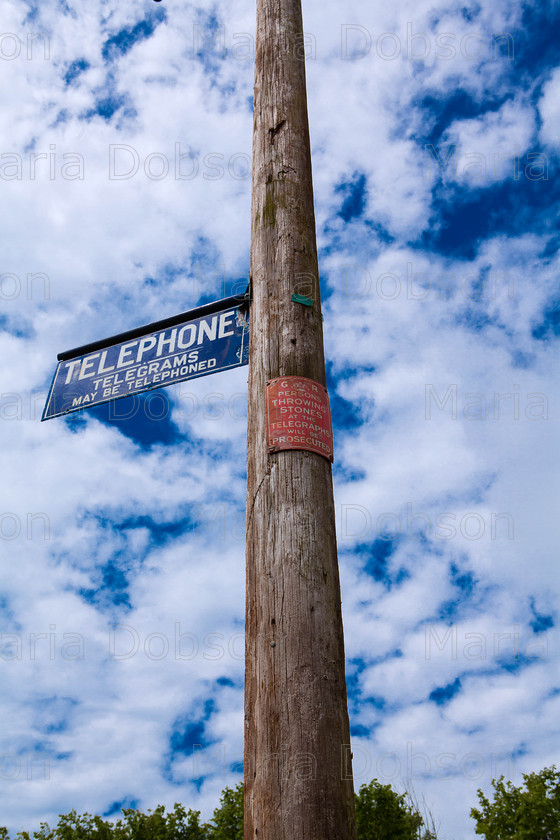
left=0, top=804, right=206, bottom=840
left=470, top=765, right=560, bottom=840
left=355, top=779, right=435, bottom=840
left=204, top=784, right=243, bottom=840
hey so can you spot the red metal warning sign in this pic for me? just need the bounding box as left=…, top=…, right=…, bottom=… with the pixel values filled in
left=265, top=376, right=334, bottom=462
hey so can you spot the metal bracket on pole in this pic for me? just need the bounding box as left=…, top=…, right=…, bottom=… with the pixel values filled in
left=291, top=293, right=314, bottom=307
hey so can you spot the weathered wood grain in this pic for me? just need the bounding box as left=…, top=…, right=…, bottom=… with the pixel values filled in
left=244, top=1, right=357, bottom=838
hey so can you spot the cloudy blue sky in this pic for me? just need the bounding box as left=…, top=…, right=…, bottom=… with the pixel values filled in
left=1, top=0, right=559, bottom=836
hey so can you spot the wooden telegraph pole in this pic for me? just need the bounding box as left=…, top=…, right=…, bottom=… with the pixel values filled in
left=245, top=0, right=357, bottom=838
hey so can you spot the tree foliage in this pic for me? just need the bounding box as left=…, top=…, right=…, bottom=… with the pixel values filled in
left=0, top=778, right=433, bottom=840
left=204, top=784, right=243, bottom=840
left=354, top=779, right=432, bottom=840
left=470, top=765, right=560, bottom=839
left=2, top=804, right=206, bottom=840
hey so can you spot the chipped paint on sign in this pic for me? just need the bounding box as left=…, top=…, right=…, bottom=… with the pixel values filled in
left=265, top=376, right=334, bottom=461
